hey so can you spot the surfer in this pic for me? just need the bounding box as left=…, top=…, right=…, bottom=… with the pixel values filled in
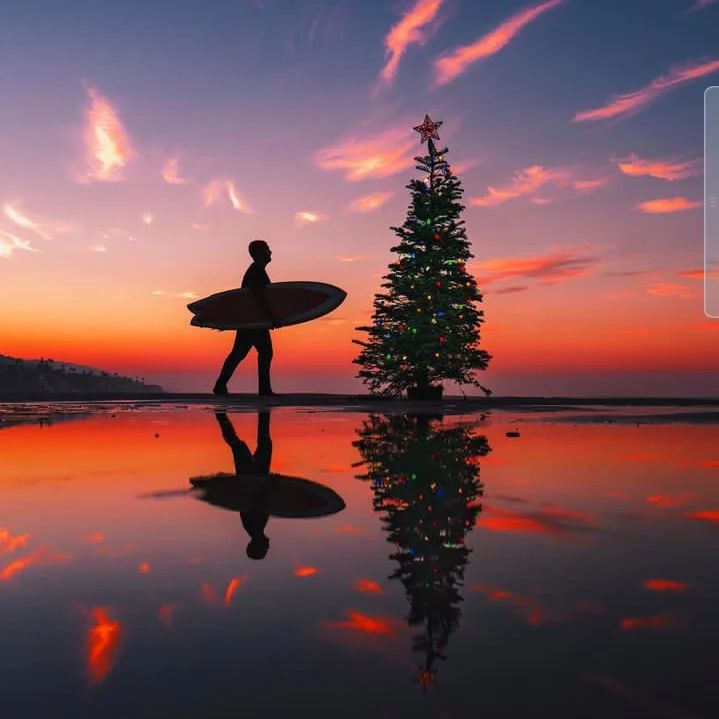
left=213, top=240, right=279, bottom=396
left=215, top=410, right=275, bottom=560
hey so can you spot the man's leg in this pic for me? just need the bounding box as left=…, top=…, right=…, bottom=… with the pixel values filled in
left=214, top=331, right=253, bottom=394
left=253, top=330, right=274, bottom=396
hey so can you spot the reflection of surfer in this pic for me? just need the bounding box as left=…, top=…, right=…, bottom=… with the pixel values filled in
left=214, top=240, right=279, bottom=397
left=216, top=411, right=277, bottom=560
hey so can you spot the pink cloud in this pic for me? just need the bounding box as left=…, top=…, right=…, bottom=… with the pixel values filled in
left=636, top=197, right=702, bottom=214
left=203, top=180, right=253, bottom=213
left=294, top=210, right=327, bottom=227
left=377, top=0, right=444, bottom=90
left=474, top=250, right=595, bottom=285
left=615, top=153, right=702, bottom=181
left=314, top=126, right=417, bottom=181
left=471, top=165, right=571, bottom=206
left=162, top=156, right=188, bottom=185
left=349, top=192, right=393, bottom=212
left=82, top=86, right=133, bottom=182
left=646, top=282, right=697, bottom=299
left=572, top=177, right=610, bottom=192
left=433, top=0, right=566, bottom=86
left=573, top=58, right=719, bottom=122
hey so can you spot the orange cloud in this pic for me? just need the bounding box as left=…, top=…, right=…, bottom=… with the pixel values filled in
left=478, top=503, right=595, bottom=539
left=636, top=197, right=702, bottom=214
left=433, top=0, right=565, bottom=86
left=643, top=579, right=688, bottom=593
left=349, top=192, right=393, bottom=212
left=294, top=565, right=318, bottom=577
left=355, top=579, right=383, bottom=594
left=201, top=581, right=217, bottom=604
left=471, top=165, right=571, bottom=206
left=0, top=547, right=70, bottom=581
left=573, top=57, right=719, bottom=122
left=378, top=0, right=444, bottom=89
left=645, top=493, right=696, bottom=509
left=0, top=527, right=30, bottom=555
left=572, top=177, right=610, bottom=192
left=619, top=613, right=683, bottom=631
left=203, top=180, right=253, bottom=213
left=314, top=126, right=417, bottom=181
left=324, top=610, right=401, bottom=636
left=685, top=509, right=719, bottom=523
left=294, top=210, right=327, bottom=227
left=87, top=607, right=122, bottom=683
left=646, top=282, right=697, bottom=299
left=531, top=197, right=553, bottom=205
left=138, top=562, right=151, bottom=574
left=83, top=86, right=133, bottom=181
left=615, top=153, right=701, bottom=181
left=336, top=255, right=364, bottom=263
left=162, top=155, right=188, bottom=185
left=224, top=576, right=248, bottom=605
left=473, top=250, right=595, bottom=285
left=473, top=584, right=546, bottom=626
left=158, top=603, right=176, bottom=629
left=0, top=229, right=38, bottom=259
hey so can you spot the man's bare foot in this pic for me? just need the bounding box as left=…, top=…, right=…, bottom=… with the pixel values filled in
left=258, top=390, right=278, bottom=397
left=213, top=383, right=229, bottom=396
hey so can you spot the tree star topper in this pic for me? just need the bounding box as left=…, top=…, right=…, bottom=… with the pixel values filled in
left=413, top=115, right=443, bottom=144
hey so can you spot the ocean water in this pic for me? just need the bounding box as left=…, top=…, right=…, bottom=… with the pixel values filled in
left=0, top=404, right=717, bottom=718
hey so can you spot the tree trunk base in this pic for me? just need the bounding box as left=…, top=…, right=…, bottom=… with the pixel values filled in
left=407, top=385, right=443, bottom=400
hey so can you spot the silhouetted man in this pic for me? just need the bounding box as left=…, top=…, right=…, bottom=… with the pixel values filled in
left=214, top=240, right=278, bottom=396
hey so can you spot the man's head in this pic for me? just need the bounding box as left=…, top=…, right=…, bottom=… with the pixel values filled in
left=246, top=535, right=270, bottom=560
left=248, top=240, right=272, bottom=265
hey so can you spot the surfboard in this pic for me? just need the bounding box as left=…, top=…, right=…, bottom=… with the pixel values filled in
left=187, top=281, right=347, bottom=330
left=189, top=472, right=346, bottom=518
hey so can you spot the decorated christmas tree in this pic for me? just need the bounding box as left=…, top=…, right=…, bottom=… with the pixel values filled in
left=354, top=115, right=491, bottom=399
left=353, top=414, right=490, bottom=689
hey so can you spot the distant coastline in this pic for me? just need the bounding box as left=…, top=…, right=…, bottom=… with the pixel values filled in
left=0, top=355, right=164, bottom=396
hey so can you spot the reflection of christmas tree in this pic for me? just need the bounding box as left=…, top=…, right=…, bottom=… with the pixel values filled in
left=354, top=414, right=490, bottom=689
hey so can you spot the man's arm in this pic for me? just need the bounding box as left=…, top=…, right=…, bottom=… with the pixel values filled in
left=250, top=287, right=282, bottom=328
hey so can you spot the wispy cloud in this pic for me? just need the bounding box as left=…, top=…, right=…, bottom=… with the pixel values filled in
left=646, top=282, right=697, bottom=299
left=573, top=58, right=719, bottom=122
left=3, top=203, right=57, bottom=239
left=141, top=212, right=154, bottom=225
left=433, top=0, right=566, bottom=87
left=474, top=250, right=595, bottom=285
left=689, top=0, right=718, bottom=11
left=377, top=0, right=444, bottom=90
left=89, top=244, right=108, bottom=253
left=572, top=177, right=610, bottom=192
left=314, top=125, right=417, bottom=181
left=82, top=86, right=133, bottom=182
left=349, top=192, right=393, bottom=212
left=478, top=503, right=596, bottom=540
left=162, top=155, right=188, bottom=185
left=203, top=180, right=253, bottom=213
left=636, top=196, right=702, bottom=214
left=471, top=165, right=571, bottom=206
left=0, top=229, right=38, bottom=259
left=336, top=255, right=364, bottom=262
left=615, top=153, right=702, bottom=181
left=451, top=157, right=483, bottom=175
left=152, top=289, right=198, bottom=299
left=294, top=210, right=327, bottom=227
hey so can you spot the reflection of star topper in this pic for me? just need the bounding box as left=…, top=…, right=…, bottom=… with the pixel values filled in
left=413, top=114, right=443, bottom=144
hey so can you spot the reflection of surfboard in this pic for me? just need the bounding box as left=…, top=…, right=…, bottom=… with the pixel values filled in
left=189, top=472, right=346, bottom=518
left=187, top=281, right=347, bottom=330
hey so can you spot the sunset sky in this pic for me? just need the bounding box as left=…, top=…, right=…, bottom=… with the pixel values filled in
left=1, top=0, right=717, bottom=395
